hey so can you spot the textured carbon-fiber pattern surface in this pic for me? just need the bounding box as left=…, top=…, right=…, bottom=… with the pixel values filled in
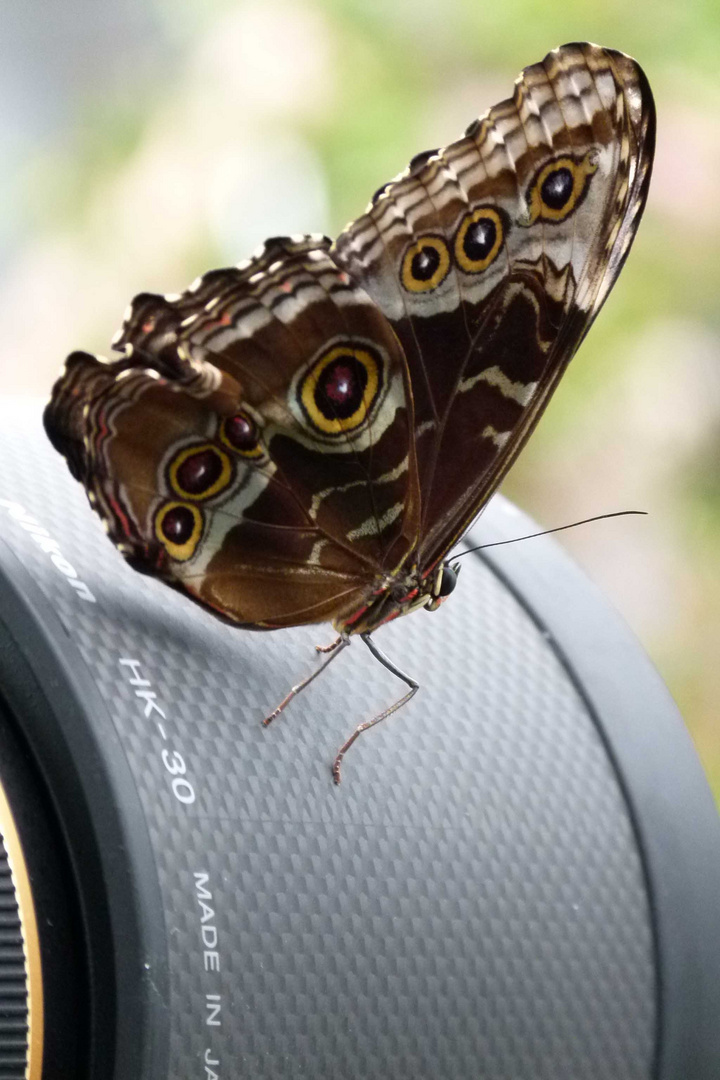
left=0, top=401, right=655, bottom=1078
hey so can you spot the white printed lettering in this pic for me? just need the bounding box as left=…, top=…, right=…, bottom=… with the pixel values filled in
left=0, top=498, right=96, bottom=603
left=194, top=873, right=212, bottom=900
left=118, top=658, right=150, bottom=686
left=134, top=689, right=167, bottom=720
left=205, top=995, right=222, bottom=1027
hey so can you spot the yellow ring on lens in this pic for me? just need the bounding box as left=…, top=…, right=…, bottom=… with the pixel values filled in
left=0, top=780, right=44, bottom=1080
left=454, top=207, right=504, bottom=273
left=155, top=501, right=203, bottom=561
left=525, top=151, right=598, bottom=225
left=401, top=236, right=451, bottom=292
left=300, top=345, right=380, bottom=435
left=168, top=443, right=233, bottom=501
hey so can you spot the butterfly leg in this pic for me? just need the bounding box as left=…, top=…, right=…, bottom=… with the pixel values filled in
left=263, top=634, right=350, bottom=726
left=332, top=632, right=418, bottom=785
left=315, top=635, right=344, bottom=654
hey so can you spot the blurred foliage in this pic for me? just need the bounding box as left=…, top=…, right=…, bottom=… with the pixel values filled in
left=2, top=0, right=719, bottom=798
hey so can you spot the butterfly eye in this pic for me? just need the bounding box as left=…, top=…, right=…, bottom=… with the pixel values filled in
left=525, top=151, right=599, bottom=224
left=298, top=344, right=382, bottom=436
left=439, top=564, right=458, bottom=597
left=155, top=501, right=203, bottom=561
left=401, top=236, right=451, bottom=292
left=220, top=412, right=265, bottom=459
left=168, top=444, right=233, bottom=501
left=454, top=208, right=505, bottom=273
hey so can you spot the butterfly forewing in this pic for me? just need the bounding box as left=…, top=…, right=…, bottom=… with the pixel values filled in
left=331, top=43, right=655, bottom=569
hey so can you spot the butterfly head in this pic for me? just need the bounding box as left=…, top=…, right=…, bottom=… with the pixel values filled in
left=388, top=558, right=462, bottom=616
left=423, top=560, right=461, bottom=613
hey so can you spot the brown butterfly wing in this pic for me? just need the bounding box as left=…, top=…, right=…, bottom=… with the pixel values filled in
left=332, top=43, right=655, bottom=569
left=46, top=44, right=655, bottom=631
left=45, top=236, right=420, bottom=628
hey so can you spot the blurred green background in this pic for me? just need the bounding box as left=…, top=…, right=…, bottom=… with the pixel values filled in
left=2, top=0, right=719, bottom=795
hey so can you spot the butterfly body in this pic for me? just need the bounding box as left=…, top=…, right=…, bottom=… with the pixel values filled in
left=45, top=43, right=654, bottom=777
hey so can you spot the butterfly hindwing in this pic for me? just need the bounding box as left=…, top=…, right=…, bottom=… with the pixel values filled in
left=45, top=236, right=421, bottom=627
left=332, top=43, right=655, bottom=567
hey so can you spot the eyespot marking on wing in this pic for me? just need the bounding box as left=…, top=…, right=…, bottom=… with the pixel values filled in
left=220, top=411, right=266, bottom=461
left=168, top=444, right=233, bottom=501
left=155, top=501, right=203, bottom=561
left=297, top=344, right=383, bottom=437
left=401, top=236, right=451, bottom=293
left=454, top=207, right=506, bottom=273
left=523, top=150, right=599, bottom=225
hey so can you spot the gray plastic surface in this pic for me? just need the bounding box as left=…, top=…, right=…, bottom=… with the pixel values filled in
left=0, top=398, right=715, bottom=1078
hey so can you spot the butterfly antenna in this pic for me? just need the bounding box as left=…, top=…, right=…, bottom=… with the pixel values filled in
left=454, top=510, right=647, bottom=559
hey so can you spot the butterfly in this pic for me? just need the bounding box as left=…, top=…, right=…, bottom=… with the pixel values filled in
left=44, top=42, right=655, bottom=781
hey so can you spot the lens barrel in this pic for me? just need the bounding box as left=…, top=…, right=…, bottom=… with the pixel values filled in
left=2, top=398, right=709, bottom=1079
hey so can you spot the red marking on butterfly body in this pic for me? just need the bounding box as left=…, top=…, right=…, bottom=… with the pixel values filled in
left=344, top=603, right=370, bottom=627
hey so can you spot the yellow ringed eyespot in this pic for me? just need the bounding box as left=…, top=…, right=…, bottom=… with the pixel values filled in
left=401, top=236, right=451, bottom=292
left=299, top=344, right=382, bottom=436
left=155, top=501, right=203, bottom=562
left=525, top=151, right=599, bottom=225
left=454, top=207, right=505, bottom=273
left=220, top=411, right=264, bottom=459
left=168, top=443, right=233, bottom=501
